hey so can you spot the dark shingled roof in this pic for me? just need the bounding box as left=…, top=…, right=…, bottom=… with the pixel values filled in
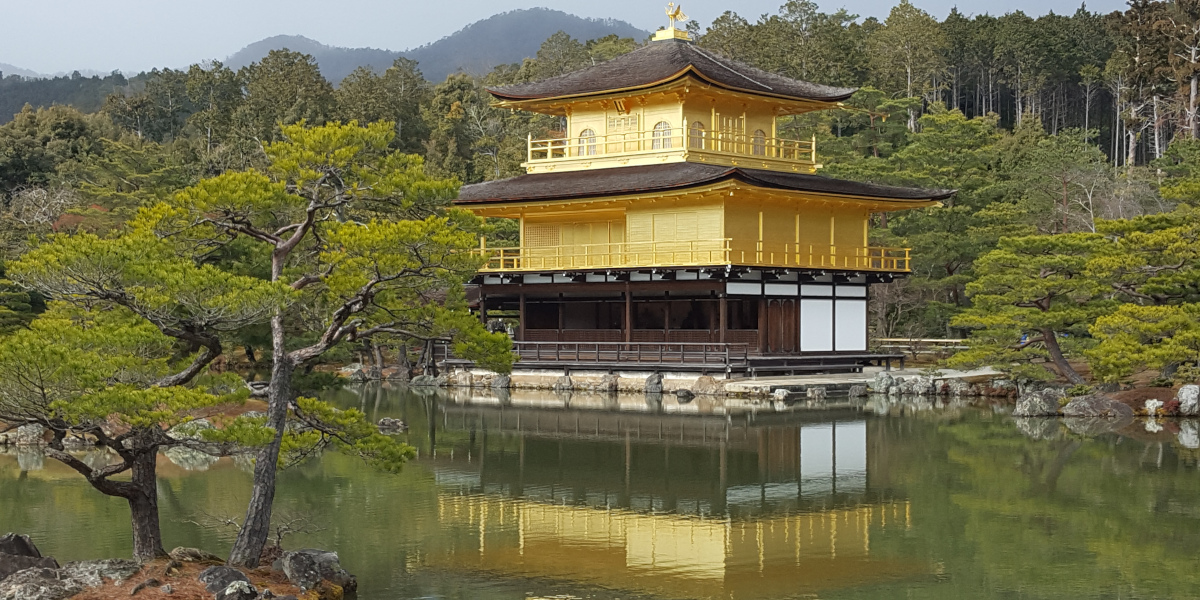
left=489, top=38, right=856, bottom=103
left=455, top=163, right=955, bottom=204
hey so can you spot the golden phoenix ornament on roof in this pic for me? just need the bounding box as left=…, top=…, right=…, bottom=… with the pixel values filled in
left=666, top=3, right=688, bottom=29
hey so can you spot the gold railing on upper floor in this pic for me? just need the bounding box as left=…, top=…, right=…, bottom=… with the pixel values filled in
left=472, top=239, right=910, bottom=272
left=526, top=128, right=816, bottom=166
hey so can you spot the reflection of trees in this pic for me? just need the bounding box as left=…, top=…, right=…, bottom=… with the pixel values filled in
left=859, top=412, right=1200, bottom=599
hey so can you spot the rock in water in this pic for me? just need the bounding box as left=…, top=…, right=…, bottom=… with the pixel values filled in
left=1013, top=417, right=1062, bottom=440
left=597, top=373, right=619, bottom=393
left=491, top=374, right=512, bottom=390
left=1177, top=384, right=1200, bottom=416
left=279, top=549, right=357, bottom=593
left=377, top=418, right=408, bottom=433
left=1179, top=421, right=1200, bottom=449
left=552, top=376, right=573, bottom=392
left=870, top=371, right=894, bottom=393
left=946, top=378, right=974, bottom=397
left=693, top=375, right=723, bottom=396
left=1013, top=390, right=1063, bottom=417
left=1060, top=394, right=1134, bottom=419
left=675, top=389, right=696, bottom=403
left=644, top=373, right=663, bottom=394
left=848, top=385, right=868, bottom=398
left=0, top=554, right=59, bottom=583
left=198, top=566, right=252, bottom=595
left=806, top=386, right=827, bottom=401
left=0, top=534, right=41, bottom=558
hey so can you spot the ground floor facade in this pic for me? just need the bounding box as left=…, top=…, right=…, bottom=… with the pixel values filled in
left=470, top=266, right=900, bottom=375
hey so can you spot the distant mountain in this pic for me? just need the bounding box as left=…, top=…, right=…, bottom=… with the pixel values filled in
left=223, top=8, right=650, bottom=84
left=403, top=8, right=650, bottom=81
left=225, top=35, right=400, bottom=82
left=0, top=63, right=45, bottom=79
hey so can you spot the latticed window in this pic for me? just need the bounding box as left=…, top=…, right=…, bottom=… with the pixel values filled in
left=688, top=121, right=705, bottom=149
left=652, top=121, right=673, bottom=149
left=524, top=223, right=560, bottom=247
left=578, top=128, right=597, bottom=156
left=752, top=129, right=767, bottom=156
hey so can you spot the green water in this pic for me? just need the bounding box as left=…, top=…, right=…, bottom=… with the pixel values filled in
left=3, top=386, right=1200, bottom=600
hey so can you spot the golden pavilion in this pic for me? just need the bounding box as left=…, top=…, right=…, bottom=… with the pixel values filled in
left=455, top=16, right=951, bottom=375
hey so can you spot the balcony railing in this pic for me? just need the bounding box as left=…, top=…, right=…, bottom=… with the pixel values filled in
left=526, top=128, right=816, bottom=167
left=472, top=239, right=910, bottom=272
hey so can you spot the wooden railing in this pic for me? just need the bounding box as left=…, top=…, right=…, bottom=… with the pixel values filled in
left=526, top=128, right=816, bottom=166
left=473, top=239, right=911, bottom=272
left=514, top=341, right=751, bottom=368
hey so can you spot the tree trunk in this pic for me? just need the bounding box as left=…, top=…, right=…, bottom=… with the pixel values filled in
left=1192, top=73, right=1198, bottom=139
left=127, top=450, right=167, bottom=561
left=1041, top=327, right=1085, bottom=384
left=228, top=313, right=294, bottom=567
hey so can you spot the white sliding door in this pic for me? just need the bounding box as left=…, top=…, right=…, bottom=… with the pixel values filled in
left=800, top=299, right=833, bottom=352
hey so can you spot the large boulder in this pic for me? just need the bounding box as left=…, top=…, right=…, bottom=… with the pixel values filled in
left=377, top=418, right=408, bottom=434
left=806, top=386, right=827, bottom=401
left=1061, top=394, right=1135, bottom=419
left=163, top=446, right=218, bottom=471
left=168, top=547, right=223, bottom=563
left=552, top=376, right=573, bottom=393
left=491, top=374, right=512, bottom=390
left=278, top=549, right=356, bottom=593
left=1013, top=390, right=1064, bottom=417
left=870, top=371, right=894, bottom=393
left=447, top=370, right=473, bottom=388
left=945, top=378, right=975, bottom=397
left=693, top=376, right=724, bottom=396
left=0, top=554, right=58, bottom=582
left=199, top=566, right=255, bottom=599
left=0, top=534, right=41, bottom=558
left=596, top=373, right=619, bottom=393
left=644, top=373, right=663, bottom=394
left=1177, top=384, right=1200, bottom=417
left=0, top=567, right=81, bottom=600
left=409, top=375, right=439, bottom=387
left=57, top=559, right=140, bottom=588
left=15, top=425, right=44, bottom=446
left=848, top=384, right=868, bottom=399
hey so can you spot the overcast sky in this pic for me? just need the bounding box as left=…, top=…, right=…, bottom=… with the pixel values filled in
left=2, top=0, right=1128, bottom=75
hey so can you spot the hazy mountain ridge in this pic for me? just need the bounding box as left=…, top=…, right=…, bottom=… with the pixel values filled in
left=0, top=63, right=44, bottom=79
left=224, top=8, right=649, bottom=83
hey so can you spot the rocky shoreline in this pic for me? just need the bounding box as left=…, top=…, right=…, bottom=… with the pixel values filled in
left=0, top=533, right=355, bottom=600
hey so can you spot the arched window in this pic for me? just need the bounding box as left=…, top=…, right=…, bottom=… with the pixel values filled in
left=688, top=121, right=706, bottom=149
left=578, top=128, right=597, bottom=156
left=751, top=129, right=767, bottom=156
left=652, top=121, right=673, bottom=149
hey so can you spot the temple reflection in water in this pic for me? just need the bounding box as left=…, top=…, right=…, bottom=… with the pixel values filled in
left=411, top=398, right=922, bottom=599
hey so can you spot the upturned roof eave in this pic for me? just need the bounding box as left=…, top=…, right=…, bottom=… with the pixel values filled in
left=487, top=68, right=857, bottom=108
left=454, top=166, right=954, bottom=208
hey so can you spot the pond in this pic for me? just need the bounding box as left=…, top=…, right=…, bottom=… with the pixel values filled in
left=3, top=385, right=1200, bottom=600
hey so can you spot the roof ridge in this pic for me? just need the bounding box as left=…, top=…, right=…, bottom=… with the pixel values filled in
left=688, top=45, right=775, bottom=92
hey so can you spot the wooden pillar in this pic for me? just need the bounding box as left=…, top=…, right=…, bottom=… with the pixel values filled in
left=624, top=284, right=632, bottom=344
left=557, top=293, right=564, bottom=340
left=518, top=293, right=526, bottom=342
left=479, top=293, right=487, bottom=325
left=664, top=296, right=671, bottom=343
left=758, top=296, right=768, bottom=354
left=719, top=293, right=728, bottom=344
